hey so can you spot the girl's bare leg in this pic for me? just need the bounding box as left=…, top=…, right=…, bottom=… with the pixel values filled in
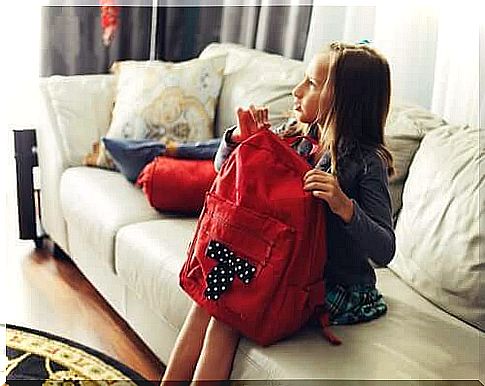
left=191, top=316, right=241, bottom=384
left=160, top=302, right=211, bottom=385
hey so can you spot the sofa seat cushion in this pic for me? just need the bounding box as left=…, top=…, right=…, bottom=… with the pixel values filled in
left=263, top=269, right=480, bottom=379
left=248, top=268, right=479, bottom=379
left=115, top=219, right=198, bottom=330
left=115, top=220, right=480, bottom=379
left=60, top=166, right=163, bottom=273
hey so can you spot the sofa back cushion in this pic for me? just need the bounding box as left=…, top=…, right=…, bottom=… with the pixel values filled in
left=388, top=124, right=483, bottom=330
left=39, top=74, right=116, bottom=166
left=385, top=103, right=446, bottom=225
left=199, top=43, right=305, bottom=137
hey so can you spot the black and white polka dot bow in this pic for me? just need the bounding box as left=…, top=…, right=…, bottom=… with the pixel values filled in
left=203, top=240, right=257, bottom=301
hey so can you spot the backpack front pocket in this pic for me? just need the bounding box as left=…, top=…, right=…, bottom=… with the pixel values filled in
left=192, top=192, right=296, bottom=322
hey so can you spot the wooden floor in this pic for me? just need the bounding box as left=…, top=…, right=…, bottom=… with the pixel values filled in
left=5, top=239, right=166, bottom=382
left=3, top=130, right=165, bottom=383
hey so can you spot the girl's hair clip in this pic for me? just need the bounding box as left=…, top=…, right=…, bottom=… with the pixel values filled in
left=356, top=39, right=372, bottom=45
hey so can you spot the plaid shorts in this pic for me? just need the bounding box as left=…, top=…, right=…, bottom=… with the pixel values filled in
left=324, top=283, right=388, bottom=325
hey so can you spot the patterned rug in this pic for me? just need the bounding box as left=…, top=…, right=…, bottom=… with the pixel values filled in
left=5, top=324, right=154, bottom=384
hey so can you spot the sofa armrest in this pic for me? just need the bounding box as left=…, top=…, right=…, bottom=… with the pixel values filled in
left=37, top=74, right=116, bottom=252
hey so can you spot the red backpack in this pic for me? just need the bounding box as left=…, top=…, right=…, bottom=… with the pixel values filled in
left=179, top=129, right=341, bottom=347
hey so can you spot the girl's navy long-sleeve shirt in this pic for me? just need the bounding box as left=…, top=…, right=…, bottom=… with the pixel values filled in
left=214, top=119, right=396, bottom=288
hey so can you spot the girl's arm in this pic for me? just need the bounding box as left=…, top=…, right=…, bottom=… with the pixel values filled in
left=340, top=155, right=396, bottom=267
left=214, top=125, right=238, bottom=172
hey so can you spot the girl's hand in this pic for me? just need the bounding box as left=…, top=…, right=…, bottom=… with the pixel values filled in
left=303, top=169, right=354, bottom=223
left=233, top=104, right=271, bottom=142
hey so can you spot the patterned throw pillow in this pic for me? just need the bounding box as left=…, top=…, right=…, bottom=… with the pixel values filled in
left=84, top=54, right=227, bottom=169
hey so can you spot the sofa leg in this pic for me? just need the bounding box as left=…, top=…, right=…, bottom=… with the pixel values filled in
left=41, top=235, right=71, bottom=261
left=34, top=235, right=46, bottom=250
left=53, top=243, right=70, bottom=261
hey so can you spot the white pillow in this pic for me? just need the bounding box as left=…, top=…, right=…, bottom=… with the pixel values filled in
left=199, top=43, right=305, bottom=137
left=389, top=124, right=483, bottom=330
left=384, top=103, right=446, bottom=224
left=85, top=54, right=227, bottom=169
left=40, top=74, right=116, bottom=166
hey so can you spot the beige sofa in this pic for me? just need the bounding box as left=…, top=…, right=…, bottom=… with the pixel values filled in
left=37, top=43, right=483, bottom=382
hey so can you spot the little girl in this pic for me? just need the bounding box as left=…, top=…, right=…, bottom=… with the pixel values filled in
left=160, top=41, right=396, bottom=385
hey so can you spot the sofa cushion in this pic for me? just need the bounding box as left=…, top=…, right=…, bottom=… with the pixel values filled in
left=60, top=167, right=163, bottom=273
left=389, top=124, right=483, bottom=331
left=102, top=137, right=166, bottom=183
left=199, top=43, right=305, bottom=137
left=86, top=55, right=227, bottom=169
left=136, top=157, right=216, bottom=214
left=385, top=103, right=446, bottom=225
left=40, top=74, right=116, bottom=166
left=115, top=220, right=480, bottom=378
left=234, top=268, right=480, bottom=379
left=115, top=219, right=198, bottom=330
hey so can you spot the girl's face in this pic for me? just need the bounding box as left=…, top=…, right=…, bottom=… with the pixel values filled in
left=292, top=53, right=331, bottom=124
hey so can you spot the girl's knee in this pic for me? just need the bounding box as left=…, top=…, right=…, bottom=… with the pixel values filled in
left=209, top=317, right=240, bottom=341
left=190, top=302, right=210, bottom=319
left=182, top=302, right=211, bottom=335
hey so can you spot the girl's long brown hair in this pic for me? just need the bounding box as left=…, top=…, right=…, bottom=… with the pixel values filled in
left=288, top=41, right=395, bottom=178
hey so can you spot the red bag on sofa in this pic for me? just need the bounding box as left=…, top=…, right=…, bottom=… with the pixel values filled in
left=179, top=129, right=341, bottom=347
left=136, top=157, right=216, bottom=214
